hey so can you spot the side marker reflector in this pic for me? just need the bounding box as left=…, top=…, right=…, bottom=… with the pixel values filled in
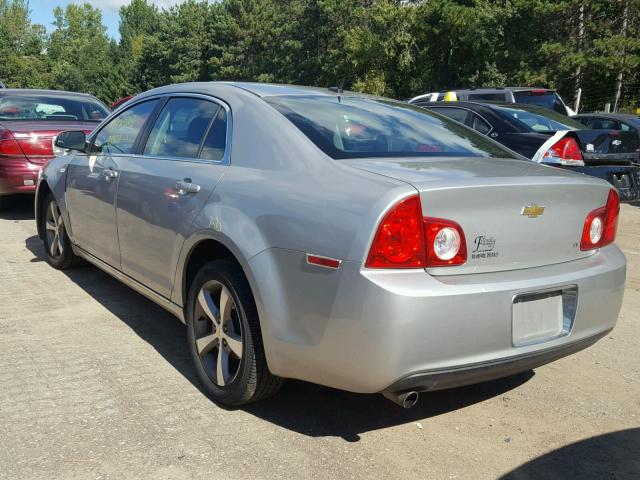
left=306, top=254, right=341, bottom=269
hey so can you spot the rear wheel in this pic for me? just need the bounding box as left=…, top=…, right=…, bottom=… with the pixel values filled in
left=186, top=260, right=283, bottom=406
left=42, top=194, right=79, bottom=269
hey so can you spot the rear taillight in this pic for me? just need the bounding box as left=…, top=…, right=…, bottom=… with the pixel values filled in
left=543, top=136, right=584, bottom=166
left=12, top=132, right=54, bottom=157
left=581, top=189, right=619, bottom=251
left=0, top=129, right=25, bottom=157
left=366, top=195, right=467, bottom=269
left=0, top=129, right=53, bottom=159
left=366, top=196, right=426, bottom=268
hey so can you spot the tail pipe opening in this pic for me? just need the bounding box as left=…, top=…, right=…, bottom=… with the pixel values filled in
left=383, top=390, right=419, bottom=409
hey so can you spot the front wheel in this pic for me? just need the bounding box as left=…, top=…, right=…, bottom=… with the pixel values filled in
left=42, top=194, right=79, bottom=269
left=186, top=260, right=283, bottom=406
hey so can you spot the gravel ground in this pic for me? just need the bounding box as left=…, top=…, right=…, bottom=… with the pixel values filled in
left=0, top=195, right=638, bottom=480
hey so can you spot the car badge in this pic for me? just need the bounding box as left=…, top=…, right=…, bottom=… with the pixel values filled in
left=521, top=204, right=545, bottom=218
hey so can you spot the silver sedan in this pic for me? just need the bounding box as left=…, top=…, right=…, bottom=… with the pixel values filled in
left=35, top=82, right=626, bottom=407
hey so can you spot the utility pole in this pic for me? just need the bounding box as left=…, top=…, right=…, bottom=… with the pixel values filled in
left=613, top=0, right=629, bottom=112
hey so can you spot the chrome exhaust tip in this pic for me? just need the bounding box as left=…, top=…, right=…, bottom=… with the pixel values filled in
left=383, top=390, right=419, bottom=409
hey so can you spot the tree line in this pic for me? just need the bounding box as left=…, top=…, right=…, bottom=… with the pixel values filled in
left=1, top=0, right=639, bottom=112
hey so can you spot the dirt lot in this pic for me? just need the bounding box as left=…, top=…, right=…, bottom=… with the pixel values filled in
left=0, top=195, right=638, bottom=480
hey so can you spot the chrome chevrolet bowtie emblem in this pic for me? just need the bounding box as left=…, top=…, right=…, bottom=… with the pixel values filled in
left=521, top=204, right=545, bottom=218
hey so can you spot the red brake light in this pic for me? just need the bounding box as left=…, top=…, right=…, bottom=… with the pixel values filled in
left=12, top=132, right=54, bottom=157
left=0, top=129, right=25, bottom=157
left=543, top=136, right=584, bottom=166
left=581, top=189, right=619, bottom=251
left=366, top=195, right=426, bottom=268
left=366, top=196, right=467, bottom=268
left=530, top=89, right=549, bottom=95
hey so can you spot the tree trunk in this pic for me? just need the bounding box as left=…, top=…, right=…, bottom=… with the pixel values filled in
left=574, top=2, right=584, bottom=111
left=613, top=0, right=629, bottom=112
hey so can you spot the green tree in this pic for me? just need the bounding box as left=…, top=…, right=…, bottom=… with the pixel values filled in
left=0, top=0, right=48, bottom=88
left=47, top=3, right=124, bottom=102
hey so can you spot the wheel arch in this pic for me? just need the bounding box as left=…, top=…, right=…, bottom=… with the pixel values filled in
left=175, top=234, right=259, bottom=314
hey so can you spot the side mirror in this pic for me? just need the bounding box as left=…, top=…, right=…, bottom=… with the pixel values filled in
left=54, top=131, right=87, bottom=152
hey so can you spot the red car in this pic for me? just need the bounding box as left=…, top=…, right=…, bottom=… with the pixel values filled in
left=0, top=89, right=109, bottom=208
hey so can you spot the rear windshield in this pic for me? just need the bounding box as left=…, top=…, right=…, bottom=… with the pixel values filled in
left=513, top=91, right=567, bottom=115
left=264, top=95, right=517, bottom=160
left=494, top=106, right=584, bottom=133
left=0, top=94, right=108, bottom=122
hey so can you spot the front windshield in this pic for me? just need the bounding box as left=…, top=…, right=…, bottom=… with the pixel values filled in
left=494, top=106, right=584, bottom=133
left=0, top=94, right=109, bottom=122
left=265, top=95, right=518, bottom=160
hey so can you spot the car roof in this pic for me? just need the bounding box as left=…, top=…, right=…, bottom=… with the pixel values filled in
left=428, top=100, right=556, bottom=112
left=134, top=81, right=392, bottom=107
left=0, top=88, right=99, bottom=98
left=226, top=82, right=341, bottom=97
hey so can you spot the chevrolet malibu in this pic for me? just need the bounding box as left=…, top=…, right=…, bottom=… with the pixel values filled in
left=35, top=82, right=626, bottom=408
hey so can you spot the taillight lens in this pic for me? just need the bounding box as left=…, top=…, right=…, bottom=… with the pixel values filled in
left=0, top=129, right=54, bottom=159
left=366, top=195, right=467, bottom=268
left=543, top=136, right=584, bottom=166
left=581, top=189, right=620, bottom=250
left=366, top=195, right=426, bottom=268
left=0, top=129, right=25, bottom=157
left=12, top=132, right=54, bottom=157
left=425, top=218, right=467, bottom=266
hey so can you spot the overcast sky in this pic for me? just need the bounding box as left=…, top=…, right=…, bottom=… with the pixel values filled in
left=30, top=0, right=187, bottom=39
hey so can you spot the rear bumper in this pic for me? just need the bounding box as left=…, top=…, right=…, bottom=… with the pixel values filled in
left=564, top=164, right=640, bottom=202
left=250, top=245, right=626, bottom=394
left=385, top=328, right=610, bottom=393
left=0, top=157, right=42, bottom=195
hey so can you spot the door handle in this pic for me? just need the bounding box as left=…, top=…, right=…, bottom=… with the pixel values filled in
left=176, top=179, right=200, bottom=195
left=103, top=169, right=119, bottom=180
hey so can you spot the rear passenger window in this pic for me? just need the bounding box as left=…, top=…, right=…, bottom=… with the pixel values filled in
left=588, top=118, right=618, bottom=130
left=143, top=97, right=218, bottom=159
left=431, top=107, right=469, bottom=124
left=199, top=108, right=227, bottom=161
left=471, top=114, right=492, bottom=135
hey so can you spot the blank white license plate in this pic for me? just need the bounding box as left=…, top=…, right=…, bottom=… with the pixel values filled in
left=512, top=293, right=563, bottom=346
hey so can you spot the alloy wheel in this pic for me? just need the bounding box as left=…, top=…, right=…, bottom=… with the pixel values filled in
left=45, top=201, right=65, bottom=259
left=193, top=281, right=244, bottom=387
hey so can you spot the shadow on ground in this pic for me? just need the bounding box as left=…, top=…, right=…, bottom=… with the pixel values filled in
left=26, top=234, right=533, bottom=442
left=0, top=195, right=34, bottom=220
left=501, top=428, right=640, bottom=479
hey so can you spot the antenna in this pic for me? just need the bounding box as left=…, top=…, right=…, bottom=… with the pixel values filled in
left=329, top=78, right=345, bottom=102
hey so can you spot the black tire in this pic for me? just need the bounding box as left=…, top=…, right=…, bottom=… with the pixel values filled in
left=41, top=193, right=79, bottom=270
left=186, top=260, right=283, bottom=406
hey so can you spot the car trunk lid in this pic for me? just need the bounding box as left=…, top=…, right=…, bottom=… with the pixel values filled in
left=347, top=157, right=612, bottom=275
left=0, top=120, right=97, bottom=165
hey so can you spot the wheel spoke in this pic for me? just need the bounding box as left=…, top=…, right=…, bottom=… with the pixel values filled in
left=224, top=332, right=243, bottom=359
left=198, top=289, right=219, bottom=323
left=196, top=333, right=218, bottom=356
left=216, top=346, right=229, bottom=386
left=50, top=203, right=60, bottom=225
left=219, top=287, right=233, bottom=323
left=46, top=220, right=56, bottom=231
left=57, top=232, right=64, bottom=254
left=50, top=233, right=59, bottom=256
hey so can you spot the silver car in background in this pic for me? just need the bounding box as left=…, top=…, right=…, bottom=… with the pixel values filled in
left=35, top=82, right=625, bottom=408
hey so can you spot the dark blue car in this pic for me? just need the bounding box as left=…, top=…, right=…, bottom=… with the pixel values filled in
left=413, top=100, right=640, bottom=202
